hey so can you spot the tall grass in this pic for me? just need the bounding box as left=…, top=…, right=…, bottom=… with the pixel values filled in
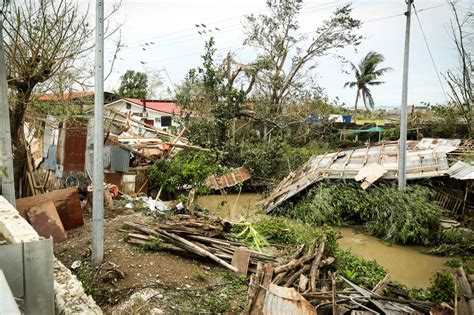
left=274, top=182, right=444, bottom=245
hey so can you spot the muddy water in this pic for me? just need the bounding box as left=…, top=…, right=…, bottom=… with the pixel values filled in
left=197, top=193, right=265, bottom=222
left=337, top=228, right=450, bottom=288
left=197, top=193, right=453, bottom=288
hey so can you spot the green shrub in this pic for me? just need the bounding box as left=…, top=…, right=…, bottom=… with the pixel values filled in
left=426, top=271, right=455, bottom=304
left=148, top=150, right=218, bottom=195
left=274, top=182, right=443, bottom=245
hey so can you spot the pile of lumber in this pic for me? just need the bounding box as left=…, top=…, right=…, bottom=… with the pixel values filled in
left=271, top=236, right=335, bottom=293
left=122, top=218, right=276, bottom=273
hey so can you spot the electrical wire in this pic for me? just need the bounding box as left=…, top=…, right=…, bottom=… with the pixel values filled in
left=112, top=2, right=452, bottom=69
left=412, top=2, right=449, bottom=104
left=121, top=0, right=342, bottom=50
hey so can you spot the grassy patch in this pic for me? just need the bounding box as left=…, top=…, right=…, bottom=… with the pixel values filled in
left=176, top=272, right=248, bottom=313
left=75, top=260, right=120, bottom=305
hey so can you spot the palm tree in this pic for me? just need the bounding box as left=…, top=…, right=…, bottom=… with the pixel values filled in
left=344, top=51, right=391, bottom=122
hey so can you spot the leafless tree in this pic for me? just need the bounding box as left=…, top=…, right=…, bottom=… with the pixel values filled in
left=3, top=0, right=121, bottom=194
left=445, top=2, right=472, bottom=136
left=244, top=0, right=361, bottom=113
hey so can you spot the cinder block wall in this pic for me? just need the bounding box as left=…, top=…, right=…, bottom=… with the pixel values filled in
left=0, top=196, right=102, bottom=314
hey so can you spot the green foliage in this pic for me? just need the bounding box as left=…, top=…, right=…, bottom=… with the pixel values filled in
left=75, top=260, right=117, bottom=305
left=335, top=249, right=386, bottom=288
left=231, top=222, right=268, bottom=252
left=178, top=272, right=248, bottom=313
left=344, top=51, right=392, bottom=111
left=118, top=70, right=148, bottom=99
left=445, top=259, right=462, bottom=268
left=429, top=227, right=474, bottom=257
left=426, top=271, right=455, bottom=304
left=251, top=217, right=321, bottom=248
left=194, top=271, right=207, bottom=281
left=274, top=183, right=443, bottom=245
left=148, top=150, right=216, bottom=196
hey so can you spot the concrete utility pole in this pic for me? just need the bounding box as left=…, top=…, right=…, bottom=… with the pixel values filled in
left=398, top=0, right=412, bottom=190
left=0, top=9, right=16, bottom=206
left=92, top=0, right=105, bottom=267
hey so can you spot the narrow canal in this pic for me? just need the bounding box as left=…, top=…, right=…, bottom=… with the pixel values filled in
left=197, top=193, right=455, bottom=288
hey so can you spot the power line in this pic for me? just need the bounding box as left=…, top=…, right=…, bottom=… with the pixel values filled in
left=119, top=0, right=344, bottom=52
left=412, top=2, right=449, bottom=104
left=112, top=2, right=451, bottom=69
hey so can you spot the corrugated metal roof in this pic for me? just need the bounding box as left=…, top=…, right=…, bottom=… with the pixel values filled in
left=414, top=138, right=461, bottom=152
left=263, top=284, right=316, bottom=315
left=205, top=167, right=251, bottom=190
left=446, top=161, right=474, bottom=180
left=264, top=139, right=459, bottom=212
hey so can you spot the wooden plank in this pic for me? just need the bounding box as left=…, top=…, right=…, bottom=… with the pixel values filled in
left=26, top=200, right=67, bottom=243
left=231, top=247, right=251, bottom=275
left=16, top=187, right=83, bottom=230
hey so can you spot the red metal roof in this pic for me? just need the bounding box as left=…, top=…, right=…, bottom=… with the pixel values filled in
left=122, top=98, right=181, bottom=115
left=37, top=92, right=94, bottom=101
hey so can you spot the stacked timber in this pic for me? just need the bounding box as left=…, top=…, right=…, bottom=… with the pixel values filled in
left=122, top=218, right=276, bottom=273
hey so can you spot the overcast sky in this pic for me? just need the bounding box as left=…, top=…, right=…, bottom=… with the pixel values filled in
left=96, top=0, right=471, bottom=108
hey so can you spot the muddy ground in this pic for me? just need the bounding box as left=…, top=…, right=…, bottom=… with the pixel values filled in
left=54, top=207, right=248, bottom=314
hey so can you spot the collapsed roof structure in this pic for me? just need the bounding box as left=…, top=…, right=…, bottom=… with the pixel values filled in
left=263, top=138, right=471, bottom=213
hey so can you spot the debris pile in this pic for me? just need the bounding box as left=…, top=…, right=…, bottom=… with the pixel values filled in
left=242, top=235, right=445, bottom=314
left=122, top=216, right=277, bottom=273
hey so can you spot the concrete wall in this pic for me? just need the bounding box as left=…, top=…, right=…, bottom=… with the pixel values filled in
left=0, top=196, right=102, bottom=314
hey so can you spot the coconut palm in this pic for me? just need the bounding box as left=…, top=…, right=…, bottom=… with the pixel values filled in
left=344, top=51, right=391, bottom=122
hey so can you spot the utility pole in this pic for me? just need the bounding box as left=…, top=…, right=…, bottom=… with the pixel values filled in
left=92, top=0, right=104, bottom=267
left=0, top=7, right=16, bottom=206
left=398, top=0, right=412, bottom=190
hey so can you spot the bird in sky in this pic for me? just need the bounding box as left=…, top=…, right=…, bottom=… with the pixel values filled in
left=195, top=24, right=200, bottom=27
left=201, top=23, right=206, bottom=27
left=142, top=47, right=146, bottom=50
left=198, top=31, right=202, bottom=35
left=215, top=27, right=220, bottom=31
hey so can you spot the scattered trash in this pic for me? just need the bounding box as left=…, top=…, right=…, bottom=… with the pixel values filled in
left=71, top=261, right=82, bottom=270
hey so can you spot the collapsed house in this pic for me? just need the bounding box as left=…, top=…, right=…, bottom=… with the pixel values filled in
left=263, top=138, right=473, bottom=216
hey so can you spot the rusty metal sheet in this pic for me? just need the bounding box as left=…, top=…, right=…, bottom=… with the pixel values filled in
left=62, top=124, right=87, bottom=173
left=25, top=200, right=67, bottom=243
left=264, top=139, right=460, bottom=212
left=263, top=284, right=316, bottom=315
left=16, top=187, right=84, bottom=230
left=205, top=167, right=251, bottom=190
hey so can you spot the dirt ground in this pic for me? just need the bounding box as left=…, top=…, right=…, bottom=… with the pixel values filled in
left=54, top=206, right=248, bottom=314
